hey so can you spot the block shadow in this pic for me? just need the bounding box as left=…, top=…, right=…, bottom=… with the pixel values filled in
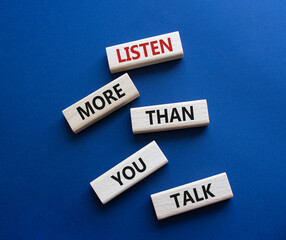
left=153, top=199, right=233, bottom=228
left=110, top=58, right=184, bottom=81
left=133, top=126, right=209, bottom=145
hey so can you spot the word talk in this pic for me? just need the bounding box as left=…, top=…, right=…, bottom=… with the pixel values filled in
left=170, top=183, right=215, bottom=208
left=151, top=173, right=233, bottom=220
left=90, top=141, right=168, bottom=204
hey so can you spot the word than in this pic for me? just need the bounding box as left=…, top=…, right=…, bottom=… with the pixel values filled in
left=145, top=106, right=194, bottom=125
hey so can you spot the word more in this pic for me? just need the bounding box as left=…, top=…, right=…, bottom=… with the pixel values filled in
left=62, top=73, right=139, bottom=133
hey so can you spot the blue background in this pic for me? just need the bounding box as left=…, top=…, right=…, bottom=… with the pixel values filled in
left=1, top=1, right=286, bottom=239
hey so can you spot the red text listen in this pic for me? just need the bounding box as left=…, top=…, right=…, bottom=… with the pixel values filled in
left=106, top=31, right=183, bottom=73
left=116, top=38, right=173, bottom=63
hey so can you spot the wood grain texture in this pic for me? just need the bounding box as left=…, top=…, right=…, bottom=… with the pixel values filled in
left=106, top=31, right=183, bottom=73
left=90, top=141, right=168, bottom=204
left=62, top=73, right=139, bottom=133
left=151, top=173, right=233, bottom=220
left=130, top=99, right=209, bottom=134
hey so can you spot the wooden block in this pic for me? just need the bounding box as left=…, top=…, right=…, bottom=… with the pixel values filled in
left=90, top=141, right=168, bottom=204
left=151, top=173, right=233, bottom=220
left=106, top=31, right=183, bottom=73
left=62, top=73, right=139, bottom=133
left=130, top=99, right=209, bottom=134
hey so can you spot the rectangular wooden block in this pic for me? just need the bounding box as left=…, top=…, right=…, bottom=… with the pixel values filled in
left=90, top=141, right=168, bottom=204
left=106, top=31, right=183, bottom=73
left=151, top=173, right=233, bottom=220
left=130, top=99, right=209, bottom=134
left=62, top=73, right=139, bottom=133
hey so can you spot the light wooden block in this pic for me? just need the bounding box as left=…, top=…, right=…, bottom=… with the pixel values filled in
left=90, top=141, right=168, bottom=204
left=151, top=173, right=233, bottom=220
left=106, top=31, right=183, bottom=73
left=130, top=99, right=209, bottom=134
left=62, top=73, right=139, bottom=133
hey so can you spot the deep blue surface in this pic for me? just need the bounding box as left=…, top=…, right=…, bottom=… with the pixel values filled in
left=1, top=1, right=286, bottom=239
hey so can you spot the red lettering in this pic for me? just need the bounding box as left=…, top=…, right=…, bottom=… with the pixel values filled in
left=160, top=38, right=173, bottom=53
left=117, top=37, right=173, bottom=63
left=124, top=47, right=132, bottom=61
left=116, top=49, right=126, bottom=63
left=139, top=42, right=149, bottom=57
left=130, top=45, right=140, bottom=60
left=150, top=41, right=160, bottom=55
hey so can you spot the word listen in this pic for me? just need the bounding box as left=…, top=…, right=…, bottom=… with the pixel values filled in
left=130, top=100, right=209, bottom=134
left=62, top=73, right=139, bottom=134
left=90, top=141, right=168, bottom=204
left=116, top=38, right=173, bottom=63
left=106, top=31, right=183, bottom=73
left=151, top=173, right=233, bottom=220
